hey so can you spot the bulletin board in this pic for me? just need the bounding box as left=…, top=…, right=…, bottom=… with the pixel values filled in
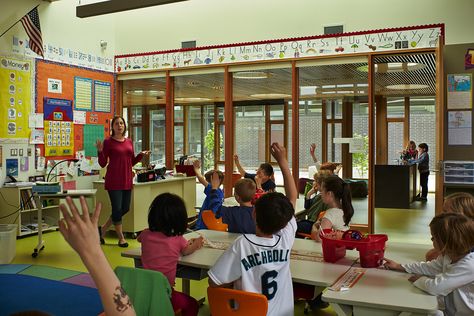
left=36, top=60, right=115, bottom=160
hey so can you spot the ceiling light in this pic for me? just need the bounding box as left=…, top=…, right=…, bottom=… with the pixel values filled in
left=357, top=62, right=425, bottom=73
left=337, top=90, right=354, bottom=94
left=148, top=90, right=165, bottom=96
left=300, top=86, right=318, bottom=96
left=336, top=84, right=354, bottom=88
left=174, top=97, right=211, bottom=102
left=233, top=71, right=273, bottom=79
left=250, top=93, right=291, bottom=99
left=322, top=85, right=336, bottom=89
left=385, top=84, right=429, bottom=90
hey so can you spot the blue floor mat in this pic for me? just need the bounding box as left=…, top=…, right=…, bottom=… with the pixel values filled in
left=0, top=274, right=103, bottom=316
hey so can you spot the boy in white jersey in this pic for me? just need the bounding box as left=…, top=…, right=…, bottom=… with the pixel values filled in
left=208, top=143, right=297, bottom=316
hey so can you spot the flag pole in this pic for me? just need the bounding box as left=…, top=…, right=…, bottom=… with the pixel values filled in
left=0, top=4, right=40, bottom=39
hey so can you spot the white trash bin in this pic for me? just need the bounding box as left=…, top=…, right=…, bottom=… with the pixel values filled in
left=0, top=224, right=17, bottom=264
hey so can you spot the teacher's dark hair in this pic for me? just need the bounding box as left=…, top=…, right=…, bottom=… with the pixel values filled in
left=111, top=116, right=127, bottom=136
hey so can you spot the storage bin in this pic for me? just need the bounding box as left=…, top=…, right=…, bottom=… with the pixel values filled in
left=321, top=232, right=388, bottom=268
left=0, top=224, right=17, bottom=264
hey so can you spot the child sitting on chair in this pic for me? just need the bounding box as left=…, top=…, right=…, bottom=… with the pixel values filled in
left=208, top=143, right=297, bottom=315
left=207, top=176, right=257, bottom=234
left=234, top=154, right=276, bottom=192
left=384, top=213, right=474, bottom=316
left=193, top=160, right=224, bottom=229
left=138, top=193, right=204, bottom=316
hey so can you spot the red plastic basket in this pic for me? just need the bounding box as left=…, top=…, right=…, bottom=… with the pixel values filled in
left=320, top=233, right=388, bottom=268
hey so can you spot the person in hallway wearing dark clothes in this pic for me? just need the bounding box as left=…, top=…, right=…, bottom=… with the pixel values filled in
left=96, top=116, right=150, bottom=247
left=409, top=143, right=429, bottom=202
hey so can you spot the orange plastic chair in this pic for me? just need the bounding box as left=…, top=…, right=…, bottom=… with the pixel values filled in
left=207, top=287, right=268, bottom=316
left=202, top=210, right=228, bottom=231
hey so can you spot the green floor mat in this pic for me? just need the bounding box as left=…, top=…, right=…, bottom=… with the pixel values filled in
left=19, top=265, right=81, bottom=281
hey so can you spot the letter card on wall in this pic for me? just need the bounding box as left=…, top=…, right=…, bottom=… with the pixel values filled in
left=43, top=97, right=74, bottom=156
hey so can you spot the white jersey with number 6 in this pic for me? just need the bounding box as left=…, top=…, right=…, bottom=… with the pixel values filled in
left=208, top=217, right=297, bottom=316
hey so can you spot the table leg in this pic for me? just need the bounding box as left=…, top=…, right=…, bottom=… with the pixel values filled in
left=181, top=278, right=205, bottom=305
left=32, top=195, right=45, bottom=258
left=330, top=302, right=353, bottom=316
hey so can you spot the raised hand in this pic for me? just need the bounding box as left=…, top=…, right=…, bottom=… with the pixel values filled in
left=310, top=143, right=316, bottom=156
left=58, top=196, right=102, bottom=257
left=193, top=159, right=201, bottom=169
left=270, top=142, right=287, bottom=164
left=210, top=171, right=220, bottom=189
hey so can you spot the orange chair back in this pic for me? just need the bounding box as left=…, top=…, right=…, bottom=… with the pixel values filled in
left=207, top=287, right=268, bottom=316
left=202, top=210, right=228, bottom=231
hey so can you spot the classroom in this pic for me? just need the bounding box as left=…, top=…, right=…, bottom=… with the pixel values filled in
left=1, top=0, right=473, bottom=315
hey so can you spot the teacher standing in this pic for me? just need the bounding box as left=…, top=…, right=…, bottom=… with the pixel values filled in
left=96, top=116, right=150, bottom=247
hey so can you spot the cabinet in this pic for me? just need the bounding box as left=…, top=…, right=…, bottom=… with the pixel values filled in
left=444, top=161, right=474, bottom=184
left=444, top=161, right=474, bottom=196
left=0, top=186, right=60, bottom=237
left=94, top=176, right=196, bottom=234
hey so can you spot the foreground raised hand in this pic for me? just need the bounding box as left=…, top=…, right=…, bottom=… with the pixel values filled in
left=59, top=196, right=136, bottom=316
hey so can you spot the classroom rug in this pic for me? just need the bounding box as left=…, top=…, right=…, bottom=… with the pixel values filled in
left=19, top=264, right=81, bottom=281
left=0, top=274, right=103, bottom=316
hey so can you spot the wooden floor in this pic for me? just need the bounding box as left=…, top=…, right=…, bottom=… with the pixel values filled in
left=11, top=189, right=435, bottom=315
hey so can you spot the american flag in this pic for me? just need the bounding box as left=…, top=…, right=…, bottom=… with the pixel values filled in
left=20, top=7, right=44, bottom=58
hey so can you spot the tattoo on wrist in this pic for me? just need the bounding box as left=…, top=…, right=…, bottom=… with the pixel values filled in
left=113, top=286, right=132, bottom=312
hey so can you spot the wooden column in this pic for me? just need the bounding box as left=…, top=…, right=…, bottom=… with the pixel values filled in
left=115, top=79, right=123, bottom=115
left=404, top=96, right=410, bottom=145
left=291, top=62, right=300, bottom=184
left=165, top=72, right=174, bottom=170
left=342, top=99, right=353, bottom=179
left=321, top=99, right=328, bottom=163
left=223, top=67, right=234, bottom=198
left=375, top=95, right=388, bottom=165
left=367, top=56, right=375, bottom=234
left=435, top=35, right=445, bottom=215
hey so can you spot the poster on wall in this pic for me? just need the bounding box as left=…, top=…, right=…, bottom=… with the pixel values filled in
left=48, top=78, right=62, bottom=93
left=447, top=74, right=472, bottom=109
left=448, top=110, right=472, bottom=145
left=0, top=56, right=32, bottom=138
left=43, top=97, right=74, bottom=156
left=74, top=77, right=93, bottom=111
left=6, top=159, right=18, bottom=176
left=94, top=80, right=111, bottom=112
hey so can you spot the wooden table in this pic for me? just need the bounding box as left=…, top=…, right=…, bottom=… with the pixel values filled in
left=322, top=242, right=439, bottom=316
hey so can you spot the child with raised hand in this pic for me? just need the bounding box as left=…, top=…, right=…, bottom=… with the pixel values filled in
left=193, top=159, right=224, bottom=229
left=138, top=193, right=204, bottom=316
left=234, top=154, right=276, bottom=192
left=310, top=175, right=354, bottom=242
left=384, top=213, right=474, bottom=316
left=208, top=143, right=297, bottom=316
left=425, top=192, right=474, bottom=261
left=58, top=196, right=136, bottom=316
left=208, top=174, right=256, bottom=234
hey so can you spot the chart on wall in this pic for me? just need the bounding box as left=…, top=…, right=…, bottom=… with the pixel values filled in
left=43, top=97, right=74, bottom=156
left=0, top=56, right=32, bottom=138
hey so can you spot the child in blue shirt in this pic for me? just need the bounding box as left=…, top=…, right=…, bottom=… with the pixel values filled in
left=193, top=160, right=224, bottom=229
left=207, top=176, right=257, bottom=234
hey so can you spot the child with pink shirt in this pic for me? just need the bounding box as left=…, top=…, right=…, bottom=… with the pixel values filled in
left=138, top=193, right=204, bottom=316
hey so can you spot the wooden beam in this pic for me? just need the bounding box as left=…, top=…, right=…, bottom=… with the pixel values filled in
left=342, top=99, right=353, bottom=179
left=435, top=36, right=445, bottom=215
left=404, top=96, right=410, bottom=146
left=223, top=67, right=234, bottom=198
left=375, top=95, right=388, bottom=164
left=77, top=0, right=189, bottom=18
left=368, top=55, right=375, bottom=234
left=322, top=99, right=328, bottom=163
left=165, top=72, right=174, bottom=169
left=291, top=63, right=300, bottom=184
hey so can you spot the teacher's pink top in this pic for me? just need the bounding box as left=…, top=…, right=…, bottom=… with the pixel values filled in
left=98, top=137, right=142, bottom=190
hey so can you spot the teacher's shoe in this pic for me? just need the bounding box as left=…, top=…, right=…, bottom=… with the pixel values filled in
left=118, top=241, right=129, bottom=248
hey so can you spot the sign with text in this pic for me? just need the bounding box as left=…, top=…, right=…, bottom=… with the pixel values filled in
left=115, top=25, right=443, bottom=73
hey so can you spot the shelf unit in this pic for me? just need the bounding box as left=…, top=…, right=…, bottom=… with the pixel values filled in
left=0, top=186, right=60, bottom=237
left=444, top=161, right=474, bottom=196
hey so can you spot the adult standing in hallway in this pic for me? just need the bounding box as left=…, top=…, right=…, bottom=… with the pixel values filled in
left=409, top=143, right=429, bottom=202
left=96, top=116, right=150, bottom=247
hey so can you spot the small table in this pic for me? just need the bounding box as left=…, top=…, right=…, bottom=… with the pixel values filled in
left=33, top=189, right=96, bottom=258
